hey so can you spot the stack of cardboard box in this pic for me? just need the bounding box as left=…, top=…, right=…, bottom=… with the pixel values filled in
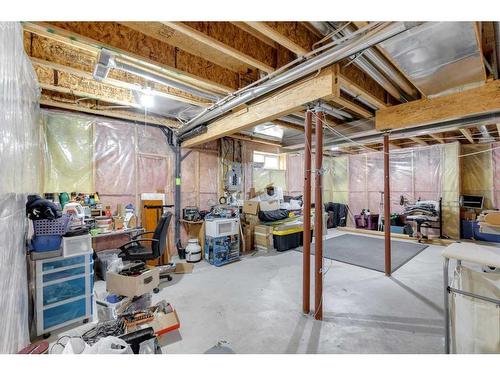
left=241, top=201, right=260, bottom=253
left=254, top=224, right=274, bottom=251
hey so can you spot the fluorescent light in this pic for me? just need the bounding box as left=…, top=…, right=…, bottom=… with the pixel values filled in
left=140, top=88, right=154, bottom=108
left=331, top=146, right=339, bottom=151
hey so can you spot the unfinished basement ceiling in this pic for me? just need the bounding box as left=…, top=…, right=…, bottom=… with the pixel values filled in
left=379, top=22, right=486, bottom=96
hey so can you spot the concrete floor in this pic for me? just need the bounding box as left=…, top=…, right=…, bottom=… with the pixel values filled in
left=55, top=229, right=449, bottom=354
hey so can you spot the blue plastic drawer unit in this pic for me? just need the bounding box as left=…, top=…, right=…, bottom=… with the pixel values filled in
left=35, top=250, right=94, bottom=336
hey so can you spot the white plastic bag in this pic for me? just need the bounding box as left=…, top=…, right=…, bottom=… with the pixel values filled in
left=85, top=336, right=132, bottom=354
left=107, top=256, right=123, bottom=274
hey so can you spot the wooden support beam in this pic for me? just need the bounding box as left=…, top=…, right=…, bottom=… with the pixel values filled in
left=376, top=80, right=500, bottom=131
left=497, top=124, right=500, bottom=139
left=244, top=22, right=308, bottom=56
left=409, top=136, right=428, bottom=146
left=231, top=22, right=278, bottom=48
left=460, top=128, right=475, bottom=143
left=24, top=22, right=234, bottom=95
left=40, top=93, right=179, bottom=128
left=389, top=141, right=402, bottom=149
left=121, top=22, right=250, bottom=74
left=330, top=96, right=373, bottom=118
left=228, top=133, right=282, bottom=147
left=430, top=133, right=445, bottom=144
left=182, top=67, right=337, bottom=147
left=162, top=22, right=275, bottom=74
left=271, top=119, right=305, bottom=132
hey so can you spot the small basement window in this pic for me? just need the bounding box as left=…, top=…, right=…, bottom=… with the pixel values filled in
left=253, top=151, right=286, bottom=170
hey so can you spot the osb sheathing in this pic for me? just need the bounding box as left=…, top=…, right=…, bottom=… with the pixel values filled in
left=341, top=63, right=388, bottom=103
left=265, top=21, right=318, bottom=52
left=184, top=22, right=277, bottom=68
left=48, top=22, right=239, bottom=90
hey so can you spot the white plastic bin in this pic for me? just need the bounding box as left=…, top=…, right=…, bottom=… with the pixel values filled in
left=62, top=234, right=92, bottom=256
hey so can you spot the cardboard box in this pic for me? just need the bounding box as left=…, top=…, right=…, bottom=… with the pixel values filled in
left=106, top=266, right=160, bottom=297
left=254, top=224, right=274, bottom=251
left=242, top=224, right=255, bottom=253
left=243, top=200, right=260, bottom=215
left=259, top=200, right=280, bottom=212
left=150, top=309, right=180, bottom=336
left=244, top=213, right=260, bottom=225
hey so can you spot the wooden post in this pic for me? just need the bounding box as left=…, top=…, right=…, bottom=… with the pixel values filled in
left=314, top=111, right=324, bottom=320
left=303, top=110, right=312, bottom=314
left=383, top=133, right=392, bottom=276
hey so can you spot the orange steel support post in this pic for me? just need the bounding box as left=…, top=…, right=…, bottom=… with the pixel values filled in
left=303, top=110, right=312, bottom=314
left=383, top=133, right=392, bottom=276
left=314, top=111, right=324, bottom=320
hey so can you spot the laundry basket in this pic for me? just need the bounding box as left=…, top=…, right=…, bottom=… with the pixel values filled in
left=450, top=265, right=500, bottom=353
left=33, top=214, right=71, bottom=236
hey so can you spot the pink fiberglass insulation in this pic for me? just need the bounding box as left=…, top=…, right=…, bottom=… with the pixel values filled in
left=138, top=155, right=169, bottom=194
left=95, top=120, right=136, bottom=195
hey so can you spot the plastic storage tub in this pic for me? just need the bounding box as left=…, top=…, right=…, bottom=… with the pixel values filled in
left=62, top=234, right=92, bottom=256
left=273, top=228, right=304, bottom=251
left=30, top=235, right=62, bottom=252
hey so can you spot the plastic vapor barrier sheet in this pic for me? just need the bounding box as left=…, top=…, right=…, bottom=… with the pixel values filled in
left=0, top=22, right=41, bottom=353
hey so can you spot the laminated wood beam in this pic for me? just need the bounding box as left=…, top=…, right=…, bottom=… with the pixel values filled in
left=23, top=22, right=235, bottom=95
left=460, top=128, right=475, bottom=143
left=161, top=22, right=275, bottom=74
left=182, top=67, right=337, bottom=147
left=376, top=80, right=500, bottom=130
left=244, top=22, right=308, bottom=56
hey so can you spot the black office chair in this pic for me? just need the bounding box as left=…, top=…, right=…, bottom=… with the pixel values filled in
left=118, top=212, right=172, bottom=262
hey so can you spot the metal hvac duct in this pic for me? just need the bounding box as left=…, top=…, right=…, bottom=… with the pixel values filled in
left=178, top=22, right=421, bottom=136
left=309, top=22, right=418, bottom=101
left=93, top=49, right=220, bottom=102
left=328, top=22, right=419, bottom=99
left=379, top=22, right=486, bottom=96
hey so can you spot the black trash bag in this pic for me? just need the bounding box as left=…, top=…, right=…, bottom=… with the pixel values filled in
left=26, top=194, right=62, bottom=220
left=258, top=209, right=289, bottom=222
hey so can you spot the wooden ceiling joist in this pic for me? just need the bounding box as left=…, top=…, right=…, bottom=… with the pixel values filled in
left=376, top=80, right=500, bottom=131
left=229, top=133, right=282, bottom=147
left=460, top=128, right=475, bottom=143
left=182, top=67, right=337, bottom=147
left=429, top=133, right=445, bottom=144
left=244, top=22, right=308, bottom=56
left=23, top=22, right=235, bottom=95
left=271, top=119, right=305, bottom=133
left=496, top=124, right=500, bottom=139
left=161, top=22, right=275, bottom=74
left=409, top=136, right=428, bottom=146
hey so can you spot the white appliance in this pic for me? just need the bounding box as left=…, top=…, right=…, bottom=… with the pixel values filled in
left=205, top=218, right=240, bottom=237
